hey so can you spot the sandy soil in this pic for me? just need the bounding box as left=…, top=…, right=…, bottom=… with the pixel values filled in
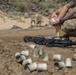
left=0, top=11, right=49, bottom=30
left=0, top=28, right=76, bottom=75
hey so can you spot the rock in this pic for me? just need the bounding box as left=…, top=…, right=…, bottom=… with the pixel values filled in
left=4, top=46, right=9, bottom=50
left=74, top=48, right=76, bottom=53
left=0, top=39, right=4, bottom=43
left=24, top=13, right=30, bottom=18
left=73, top=54, right=76, bottom=61
left=18, top=17, right=25, bottom=23
left=11, top=25, right=22, bottom=29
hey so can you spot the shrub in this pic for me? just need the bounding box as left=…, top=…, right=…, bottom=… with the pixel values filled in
left=10, top=0, right=30, bottom=12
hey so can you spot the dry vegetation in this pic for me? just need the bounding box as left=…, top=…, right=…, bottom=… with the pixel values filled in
left=0, top=0, right=66, bottom=15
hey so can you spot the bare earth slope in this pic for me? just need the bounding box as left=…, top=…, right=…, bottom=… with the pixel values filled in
left=0, top=11, right=49, bottom=30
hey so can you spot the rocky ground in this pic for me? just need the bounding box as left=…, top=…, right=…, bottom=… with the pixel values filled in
left=0, top=28, right=76, bottom=75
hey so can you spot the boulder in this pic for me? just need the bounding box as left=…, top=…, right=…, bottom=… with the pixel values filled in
left=74, top=48, right=76, bottom=53
left=73, top=54, right=76, bottom=61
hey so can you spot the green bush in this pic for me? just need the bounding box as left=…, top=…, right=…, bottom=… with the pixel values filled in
left=31, top=0, right=39, bottom=3
left=39, top=1, right=50, bottom=10
left=12, top=0, right=30, bottom=12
